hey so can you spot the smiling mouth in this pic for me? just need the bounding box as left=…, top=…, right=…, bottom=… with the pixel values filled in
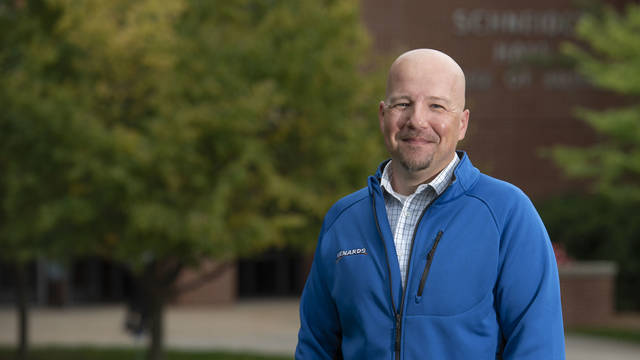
left=401, top=137, right=436, bottom=145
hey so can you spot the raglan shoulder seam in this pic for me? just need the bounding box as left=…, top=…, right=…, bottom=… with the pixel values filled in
left=464, top=192, right=501, bottom=234
left=322, top=189, right=369, bottom=234
left=324, top=188, right=369, bottom=233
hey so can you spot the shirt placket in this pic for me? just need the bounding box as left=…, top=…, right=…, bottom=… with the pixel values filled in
left=395, top=194, right=416, bottom=288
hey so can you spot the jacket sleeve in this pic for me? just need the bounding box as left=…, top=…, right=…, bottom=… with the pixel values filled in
left=295, top=223, right=342, bottom=359
left=495, top=194, right=566, bottom=360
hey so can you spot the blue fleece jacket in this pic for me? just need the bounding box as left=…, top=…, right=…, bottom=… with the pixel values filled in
left=296, top=152, right=565, bottom=359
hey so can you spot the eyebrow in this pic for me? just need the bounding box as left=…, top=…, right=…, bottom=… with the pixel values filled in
left=429, top=96, right=452, bottom=104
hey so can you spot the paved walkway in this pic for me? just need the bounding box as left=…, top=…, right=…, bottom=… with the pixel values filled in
left=1, top=299, right=639, bottom=359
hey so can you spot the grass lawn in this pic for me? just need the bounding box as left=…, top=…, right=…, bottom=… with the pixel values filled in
left=0, top=346, right=292, bottom=360
left=567, top=327, right=640, bottom=344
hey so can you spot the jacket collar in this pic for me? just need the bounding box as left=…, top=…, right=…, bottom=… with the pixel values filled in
left=369, top=151, right=479, bottom=201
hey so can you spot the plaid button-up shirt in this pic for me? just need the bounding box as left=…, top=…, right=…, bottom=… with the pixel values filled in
left=380, top=154, right=460, bottom=288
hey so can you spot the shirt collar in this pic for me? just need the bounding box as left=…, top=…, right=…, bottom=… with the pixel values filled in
left=380, top=153, right=460, bottom=202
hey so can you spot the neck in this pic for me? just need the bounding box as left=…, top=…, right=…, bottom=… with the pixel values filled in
left=390, top=154, right=455, bottom=195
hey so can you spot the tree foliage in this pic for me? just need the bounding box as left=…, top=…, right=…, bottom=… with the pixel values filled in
left=0, top=0, right=385, bottom=358
left=553, top=4, right=640, bottom=202
left=1, top=0, right=385, bottom=275
left=546, top=3, right=640, bottom=310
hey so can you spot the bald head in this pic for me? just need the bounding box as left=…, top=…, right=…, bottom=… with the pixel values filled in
left=379, top=48, right=470, bottom=189
left=386, top=49, right=467, bottom=110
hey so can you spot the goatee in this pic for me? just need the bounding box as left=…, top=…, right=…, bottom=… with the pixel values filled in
left=399, top=155, right=433, bottom=173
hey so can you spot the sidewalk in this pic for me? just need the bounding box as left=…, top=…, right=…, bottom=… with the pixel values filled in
left=1, top=300, right=639, bottom=359
left=0, top=300, right=299, bottom=355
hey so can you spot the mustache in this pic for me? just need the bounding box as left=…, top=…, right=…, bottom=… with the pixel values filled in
left=397, top=130, right=440, bottom=143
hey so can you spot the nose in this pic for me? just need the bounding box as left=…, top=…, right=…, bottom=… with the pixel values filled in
left=403, top=101, right=430, bottom=128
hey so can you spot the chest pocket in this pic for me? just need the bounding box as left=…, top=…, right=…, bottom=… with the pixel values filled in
left=407, top=227, right=498, bottom=317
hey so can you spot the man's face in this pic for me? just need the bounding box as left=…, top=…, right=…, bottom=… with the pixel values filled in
left=379, top=57, right=468, bottom=175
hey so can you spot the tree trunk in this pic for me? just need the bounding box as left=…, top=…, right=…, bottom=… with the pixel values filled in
left=143, top=259, right=182, bottom=360
left=15, top=262, right=29, bottom=360
left=146, top=294, right=165, bottom=360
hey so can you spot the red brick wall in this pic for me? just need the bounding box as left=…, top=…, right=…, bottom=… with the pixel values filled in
left=173, top=261, right=237, bottom=305
left=360, top=0, right=628, bottom=200
left=559, top=262, right=617, bottom=326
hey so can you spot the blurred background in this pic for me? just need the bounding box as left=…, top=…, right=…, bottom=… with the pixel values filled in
left=1, top=0, right=639, bottom=359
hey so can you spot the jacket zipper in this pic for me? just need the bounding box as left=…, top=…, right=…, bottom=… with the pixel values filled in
left=371, top=195, right=399, bottom=352
left=372, top=191, right=443, bottom=360
left=417, top=230, right=443, bottom=297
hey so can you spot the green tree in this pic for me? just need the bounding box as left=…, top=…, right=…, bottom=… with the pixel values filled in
left=549, top=3, right=640, bottom=309
left=0, top=1, right=95, bottom=358
left=0, top=0, right=385, bottom=359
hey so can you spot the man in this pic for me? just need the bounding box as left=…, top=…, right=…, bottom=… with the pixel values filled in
left=295, top=49, right=565, bottom=359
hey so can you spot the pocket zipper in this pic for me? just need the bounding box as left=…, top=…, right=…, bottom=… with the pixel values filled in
left=417, top=230, right=443, bottom=297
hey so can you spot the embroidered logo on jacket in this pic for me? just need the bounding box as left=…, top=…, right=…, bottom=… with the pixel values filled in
left=336, top=248, right=367, bottom=262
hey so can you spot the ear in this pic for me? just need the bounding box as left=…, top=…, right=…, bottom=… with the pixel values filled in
left=378, top=101, right=386, bottom=133
left=457, top=109, right=469, bottom=141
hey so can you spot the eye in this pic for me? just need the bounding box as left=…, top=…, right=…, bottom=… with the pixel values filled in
left=430, top=103, right=446, bottom=111
left=392, top=102, right=411, bottom=109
